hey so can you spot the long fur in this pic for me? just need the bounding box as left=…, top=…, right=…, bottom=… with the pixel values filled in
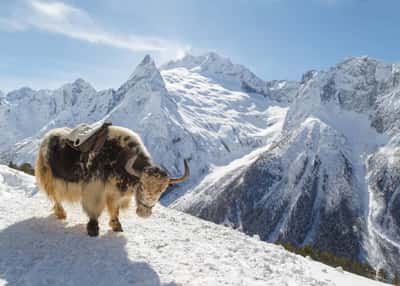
left=35, top=126, right=151, bottom=211
left=35, top=125, right=173, bottom=236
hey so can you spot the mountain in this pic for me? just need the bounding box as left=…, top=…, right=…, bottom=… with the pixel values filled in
left=0, top=79, right=112, bottom=162
left=173, top=56, right=400, bottom=276
left=0, top=53, right=293, bottom=200
left=0, top=90, right=4, bottom=104
left=162, top=52, right=299, bottom=103
left=1, top=53, right=400, bottom=277
left=0, top=165, right=386, bottom=285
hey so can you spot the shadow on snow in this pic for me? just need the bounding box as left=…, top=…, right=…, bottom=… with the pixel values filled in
left=0, top=216, right=177, bottom=286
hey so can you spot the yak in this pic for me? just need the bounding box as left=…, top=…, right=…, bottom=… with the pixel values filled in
left=35, top=125, right=189, bottom=236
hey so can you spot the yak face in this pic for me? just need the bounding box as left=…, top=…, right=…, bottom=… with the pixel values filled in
left=135, top=166, right=169, bottom=218
left=133, top=160, right=190, bottom=218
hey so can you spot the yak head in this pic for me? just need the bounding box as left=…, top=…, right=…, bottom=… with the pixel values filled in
left=125, top=157, right=190, bottom=218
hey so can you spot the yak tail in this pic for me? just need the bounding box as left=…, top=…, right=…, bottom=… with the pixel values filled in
left=35, top=148, right=54, bottom=199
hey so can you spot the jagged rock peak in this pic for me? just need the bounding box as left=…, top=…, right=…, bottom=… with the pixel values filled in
left=58, top=78, right=96, bottom=96
left=128, top=54, right=158, bottom=80
left=119, top=54, right=165, bottom=93
left=0, top=90, right=5, bottom=105
left=126, top=55, right=162, bottom=83
left=161, top=51, right=234, bottom=72
left=5, top=87, right=35, bottom=102
left=339, top=55, right=377, bottom=66
left=301, top=70, right=318, bottom=84
left=72, top=78, right=93, bottom=89
left=333, top=55, right=393, bottom=77
left=140, top=54, right=154, bottom=66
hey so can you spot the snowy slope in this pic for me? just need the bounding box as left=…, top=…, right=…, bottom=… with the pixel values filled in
left=2, top=53, right=400, bottom=277
left=0, top=165, right=387, bottom=286
left=162, top=52, right=299, bottom=103
left=0, top=80, right=114, bottom=162
left=174, top=56, right=400, bottom=276
left=0, top=53, right=291, bottom=202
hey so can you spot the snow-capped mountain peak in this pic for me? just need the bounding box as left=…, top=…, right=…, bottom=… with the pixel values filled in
left=59, top=78, right=97, bottom=103
left=70, top=78, right=96, bottom=92
left=161, top=51, right=257, bottom=84
left=0, top=90, right=5, bottom=105
left=301, top=70, right=318, bottom=84
left=2, top=53, right=400, bottom=279
left=120, top=54, right=166, bottom=95
left=128, top=55, right=161, bottom=83
left=162, top=51, right=300, bottom=103
left=172, top=55, right=400, bottom=278
left=5, top=87, right=36, bottom=103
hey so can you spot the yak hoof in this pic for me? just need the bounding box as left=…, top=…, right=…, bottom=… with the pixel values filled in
left=87, top=219, right=99, bottom=237
left=55, top=211, right=66, bottom=220
left=54, top=206, right=66, bottom=220
left=136, top=205, right=152, bottom=218
left=112, top=225, right=123, bottom=232
left=110, top=219, right=123, bottom=232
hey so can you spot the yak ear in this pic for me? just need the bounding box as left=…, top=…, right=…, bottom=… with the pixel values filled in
left=124, top=155, right=141, bottom=177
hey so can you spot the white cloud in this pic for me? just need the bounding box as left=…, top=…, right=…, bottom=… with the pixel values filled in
left=0, top=0, right=189, bottom=59
left=30, top=0, right=76, bottom=19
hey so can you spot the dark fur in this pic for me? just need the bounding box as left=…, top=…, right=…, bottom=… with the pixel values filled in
left=48, top=136, right=82, bottom=182
left=87, top=219, right=99, bottom=237
left=144, top=166, right=168, bottom=178
left=47, top=135, right=152, bottom=192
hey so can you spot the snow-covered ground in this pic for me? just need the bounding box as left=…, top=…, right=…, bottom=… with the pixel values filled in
left=171, top=55, right=400, bottom=276
left=0, top=53, right=291, bottom=202
left=1, top=53, right=400, bottom=280
left=0, top=165, right=386, bottom=286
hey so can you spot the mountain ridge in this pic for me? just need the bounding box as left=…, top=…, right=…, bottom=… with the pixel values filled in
left=1, top=52, right=400, bottom=277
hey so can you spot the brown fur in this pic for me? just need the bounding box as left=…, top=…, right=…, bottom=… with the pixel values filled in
left=35, top=126, right=173, bottom=236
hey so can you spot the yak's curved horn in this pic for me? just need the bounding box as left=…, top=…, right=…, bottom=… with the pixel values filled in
left=125, top=155, right=141, bottom=177
left=169, top=159, right=190, bottom=184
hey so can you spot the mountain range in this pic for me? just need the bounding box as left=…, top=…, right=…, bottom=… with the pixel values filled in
left=1, top=52, right=399, bottom=277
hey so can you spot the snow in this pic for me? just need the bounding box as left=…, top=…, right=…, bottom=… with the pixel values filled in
left=1, top=52, right=400, bottom=278
left=0, top=54, right=293, bottom=206
left=0, top=166, right=386, bottom=286
left=283, top=59, right=400, bottom=269
left=170, top=55, right=400, bottom=276
left=161, top=52, right=299, bottom=103
left=172, top=104, right=287, bottom=210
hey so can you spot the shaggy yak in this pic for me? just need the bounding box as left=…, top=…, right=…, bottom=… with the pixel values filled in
left=35, top=125, right=189, bottom=236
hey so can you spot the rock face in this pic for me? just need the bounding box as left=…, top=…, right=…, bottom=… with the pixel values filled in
left=1, top=53, right=400, bottom=276
left=162, top=52, right=299, bottom=103
left=176, top=118, right=366, bottom=260
left=174, top=56, right=400, bottom=276
left=0, top=53, right=292, bottom=199
left=0, top=165, right=386, bottom=286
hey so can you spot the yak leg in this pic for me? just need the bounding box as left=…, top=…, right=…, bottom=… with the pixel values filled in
left=53, top=202, right=67, bottom=220
left=106, top=196, right=123, bottom=232
left=49, top=180, right=68, bottom=219
left=82, top=182, right=105, bottom=237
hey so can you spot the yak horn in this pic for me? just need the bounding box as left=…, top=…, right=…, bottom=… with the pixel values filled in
left=125, top=155, right=141, bottom=177
left=169, top=159, right=190, bottom=184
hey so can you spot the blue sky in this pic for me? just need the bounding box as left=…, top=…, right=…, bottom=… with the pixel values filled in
left=1, top=0, right=399, bottom=92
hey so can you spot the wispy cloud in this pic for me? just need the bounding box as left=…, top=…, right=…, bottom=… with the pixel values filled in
left=0, top=0, right=189, bottom=59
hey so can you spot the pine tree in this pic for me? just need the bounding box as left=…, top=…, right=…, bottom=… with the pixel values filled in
left=394, top=273, right=400, bottom=286
left=377, top=268, right=388, bottom=282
